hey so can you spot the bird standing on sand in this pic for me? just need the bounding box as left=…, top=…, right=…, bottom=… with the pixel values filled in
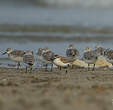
left=3, top=48, right=25, bottom=69
left=23, top=50, right=35, bottom=73
left=66, top=44, right=79, bottom=60
left=37, top=47, right=55, bottom=71
left=83, top=47, right=98, bottom=70
left=37, top=48, right=45, bottom=66
left=41, top=47, right=55, bottom=71
left=66, top=44, right=79, bottom=68
left=53, top=54, right=71, bottom=73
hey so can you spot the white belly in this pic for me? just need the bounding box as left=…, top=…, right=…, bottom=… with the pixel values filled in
left=53, top=58, right=70, bottom=67
left=38, top=56, right=52, bottom=64
left=84, top=59, right=96, bottom=64
left=9, top=55, right=23, bottom=62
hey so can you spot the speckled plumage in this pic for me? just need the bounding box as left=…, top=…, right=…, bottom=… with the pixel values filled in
left=104, top=49, right=113, bottom=64
left=23, top=50, right=35, bottom=73
left=37, top=48, right=44, bottom=56
left=66, top=44, right=79, bottom=60
left=4, top=48, right=25, bottom=69
left=42, top=51, right=55, bottom=62
left=23, top=55, right=35, bottom=66
left=83, top=48, right=99, bottom=70
left=66, top=48, right=79, bottom=58
left=37, top=47, right=55, bottom=71
left=9, top=50, right=25, bottom=57
left=83, top=51, right=98, bottom=61
left=94, top=47, right=106, bottom=56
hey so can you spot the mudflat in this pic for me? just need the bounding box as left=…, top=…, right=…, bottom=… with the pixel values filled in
left=0, top=67, right=113, bottom=110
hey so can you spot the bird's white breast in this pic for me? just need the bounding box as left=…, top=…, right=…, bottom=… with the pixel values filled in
left=38, top=56, right=52, bottom=64
left=53, top=58, right=70, bottom=67
left=9, top=55, right=23, bottom=62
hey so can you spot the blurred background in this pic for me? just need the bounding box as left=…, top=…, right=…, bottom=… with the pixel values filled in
left=0, top=0, right=113, bottom=64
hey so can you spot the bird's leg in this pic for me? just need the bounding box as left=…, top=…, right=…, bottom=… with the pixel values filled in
left=50, top=63, right=53, bottom=72
left=65, top=69, right=68, bottom=74
left=30, top=66, right=33, bottom=73
left=17, top=62, right=20, bottom=69
left=45, top=64, right=48, bottom=71
left=72, top=65, right=74, bottom=69
left=88, top=64, right=90, bottom=71
left=25, top=66, right=28, bottom=73
left=92, top=64, right=95, bottom=71
left=66, top=64, right=70, bottom=73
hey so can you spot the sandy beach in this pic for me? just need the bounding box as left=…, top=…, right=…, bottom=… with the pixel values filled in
left=0, top=67, right=113, bottom=110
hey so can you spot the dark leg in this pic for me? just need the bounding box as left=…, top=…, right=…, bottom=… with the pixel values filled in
left=88, top=64, right=90, bottom=71
left=45, top=64, right=48, bottom=71
left=30, top=66, right=33, bottom=73
left=50, top=64, right=53, bottom=72
left=65, top=69, right=68, bottom=74
left=17, top=62, right=20, bottom=69
left=92, top=64, right=95, bottom=71
left=72, top=65, right=74, bottom=69
left=25, top=66, right=28, bottom=73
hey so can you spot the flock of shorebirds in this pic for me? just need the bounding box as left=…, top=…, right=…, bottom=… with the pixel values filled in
left=1, top=44, right=113, bottom=73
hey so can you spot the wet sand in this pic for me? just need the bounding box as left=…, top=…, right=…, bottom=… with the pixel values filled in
left=0, top=67, right=113, bottom=110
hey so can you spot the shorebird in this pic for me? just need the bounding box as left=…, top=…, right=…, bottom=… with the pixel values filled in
left=53, top=54, right=71, bottom=73
left=42, top=47, right=55, bottom=71
left=23, top=50, right=35, bottom=73
left=37, top=48, right=45, bottom=65
left=37, top=47, right=55, bottom=71
left=104, top=49, right=113, bottom=65
left=83, top=47, right=98, bottom=70
left=94, top=45, right=106, bottom=56
left=66, top=44, right=79, bottom=60
left=3, top=48, right=25, bottom=69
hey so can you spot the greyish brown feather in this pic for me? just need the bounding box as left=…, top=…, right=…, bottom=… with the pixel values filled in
left=42, top=51, right=55, bottom=62
left=104, top=50, right=113, bottom=60
left=10, top=50, right=25, bottom=57
left=66, top=48, right=79, bottom=58
left=94, top=47, right=106, bottom=56
left=23, top=55, right=35, bottom=65
left=83, top=51, right=98, bottom=60
left=37, top=48, right=44, bottom=56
